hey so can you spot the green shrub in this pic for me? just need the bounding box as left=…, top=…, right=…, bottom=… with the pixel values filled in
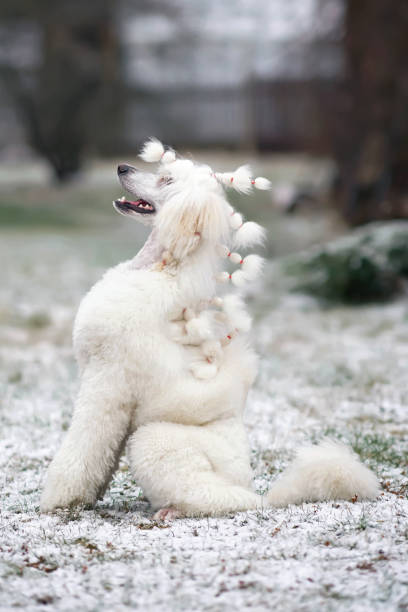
left=287, top=221, right=408, bottom=303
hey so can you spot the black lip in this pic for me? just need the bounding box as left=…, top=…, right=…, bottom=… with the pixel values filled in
left=114, top=199, right=156, bottom=215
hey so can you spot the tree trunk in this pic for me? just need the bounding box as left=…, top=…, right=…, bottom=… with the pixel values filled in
left=334, top=0, right=408, bottom=224
left=0, top=2, right=120, bottom=182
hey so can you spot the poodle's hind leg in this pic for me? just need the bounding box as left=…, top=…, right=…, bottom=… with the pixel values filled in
left=129, top=422, right=263, bottom=518
left=41, top=367, right=133, bottom=512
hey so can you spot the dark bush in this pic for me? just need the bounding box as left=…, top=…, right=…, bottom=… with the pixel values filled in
left=287, top=222, right=408, bottom=303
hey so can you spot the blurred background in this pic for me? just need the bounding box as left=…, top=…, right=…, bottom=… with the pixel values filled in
left=1, top=0, right=408, bottom=316
left=1, top=0, right=408, bottom=212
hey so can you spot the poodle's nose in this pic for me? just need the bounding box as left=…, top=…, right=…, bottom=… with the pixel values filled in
left=117, top=164, right=132, bottom=175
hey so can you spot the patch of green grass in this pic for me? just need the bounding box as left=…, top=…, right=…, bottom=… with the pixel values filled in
left=286, top=222, right=408, bottom=304
left=357, top=512, right=369, bottom=531
left=310, top=429, right=407, bottom=471
left=0, top=184, right=119, bottom=230
left=8, top=371, right=22, bottom=384
left=58, top=506, right=83, bottom=523
left=25, top=312, right=52, bottom=329
left=1, top=561, right=24, bottom=577
left=0, top=203, right=77, bottom=228
left=351, top=433, right=408, bottom=469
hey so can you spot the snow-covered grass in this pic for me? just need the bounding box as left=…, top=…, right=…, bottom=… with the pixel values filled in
left=1, top=217, right=408, bottom=610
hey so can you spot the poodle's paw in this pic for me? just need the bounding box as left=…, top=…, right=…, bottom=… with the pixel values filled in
left=153, top=507, right=181, bottom=522
left=40, top=468, right=96, bottom=513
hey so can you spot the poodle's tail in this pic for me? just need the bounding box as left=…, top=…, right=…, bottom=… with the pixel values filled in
left=266, top=439, right=379, bottom=507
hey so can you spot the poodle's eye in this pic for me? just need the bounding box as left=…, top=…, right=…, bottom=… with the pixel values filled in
left=158, top=176, right=173, bottom=186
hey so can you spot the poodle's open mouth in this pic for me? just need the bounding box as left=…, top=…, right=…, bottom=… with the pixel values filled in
left=114, top=197, right=156, bottom=215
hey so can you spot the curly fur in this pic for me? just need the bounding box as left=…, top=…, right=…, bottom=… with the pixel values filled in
left=41, top=141, right=379, bottom=517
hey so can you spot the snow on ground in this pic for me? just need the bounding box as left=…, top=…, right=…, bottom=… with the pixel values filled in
left=1, top=226, right=407, bottom=611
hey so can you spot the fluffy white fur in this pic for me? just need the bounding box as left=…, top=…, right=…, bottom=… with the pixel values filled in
left=230, top=212, right=243, bottom=230
left=234, top=221, right=266, bottom=249
left=222, top=295, right=252, bottom=333
left=215, top=165, right=271, bottom=195
left=139, top=137, right=165, bottom=162
left=231, top=254, right=264, bottom=287
left=41, top=140, right=379, bottom=517
left=254, top=176, right=271, bottom=190
left=268, top=441, right=380, bottom=506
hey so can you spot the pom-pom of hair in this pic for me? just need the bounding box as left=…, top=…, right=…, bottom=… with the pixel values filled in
left=230, top=165, right=253, bottom=194
left=214, top=172, right=230, bottom=189
left=162, top=149, right=176, bottom=163
left=230, top=269, right=247, bottom=287
left=234, top=221, right=265, bottom=248
left=254, top=177, right=271, bottom=190
left=241, top=254, right=264, bottom=280
left=229, top=252, right=242, bottom=264
left=222, top=295, right=252, bottom=333
left=139, top=137, right=165, bottom=162
left=185, top=315, right=213, bottom=342
left=230, top=212, right=243, bottom=230
left=214, top=166, right=252, bottom=194
left=215, top=166, right=269, bottom=193
left=230, top=255, right=264, bottom=286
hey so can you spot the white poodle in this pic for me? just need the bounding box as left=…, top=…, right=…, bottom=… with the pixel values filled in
left=41, top=139, right=379, bottom=518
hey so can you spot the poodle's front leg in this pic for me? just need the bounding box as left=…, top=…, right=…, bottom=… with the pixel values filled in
left=41, top=368, right=133, bottom=512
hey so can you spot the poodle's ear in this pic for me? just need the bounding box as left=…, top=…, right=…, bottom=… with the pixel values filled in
left=156, top=190, right=229, bottom=261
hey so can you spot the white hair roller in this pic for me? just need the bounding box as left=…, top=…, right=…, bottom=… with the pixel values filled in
left=229, top=165, right=253, bottom=194
left=229, top=252, right=242, bottom=264
left=162, top=150, right=176, bottom=163
left=214, top=166, right=251, bottom=194
left=139, top=138, right=176, bottom=164
left=254, top=177, right=271, bottom=190
left=230, top=212, right=243, bottom=230
left=230, top=269, right=246, bottom=287
left=139, top=138, right=165, bottom=162
left=234, top=221, right=265, bottom=249
left=229, top=255, right=264, bottom=286
left=185, top=314, right=213, bottom=341
left=222, top=295, right=252, bottom=333
left=241, top=254, right=264, bottom=279
left=214, top=167, right=271, bottom=194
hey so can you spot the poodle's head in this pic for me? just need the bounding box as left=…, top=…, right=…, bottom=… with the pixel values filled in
left=114, top=138, right=270, bottom=266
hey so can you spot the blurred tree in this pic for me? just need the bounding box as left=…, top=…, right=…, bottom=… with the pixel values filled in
left=334, top=0, right=408, bottom=224
left=0, top=0, right=121, bottom=181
